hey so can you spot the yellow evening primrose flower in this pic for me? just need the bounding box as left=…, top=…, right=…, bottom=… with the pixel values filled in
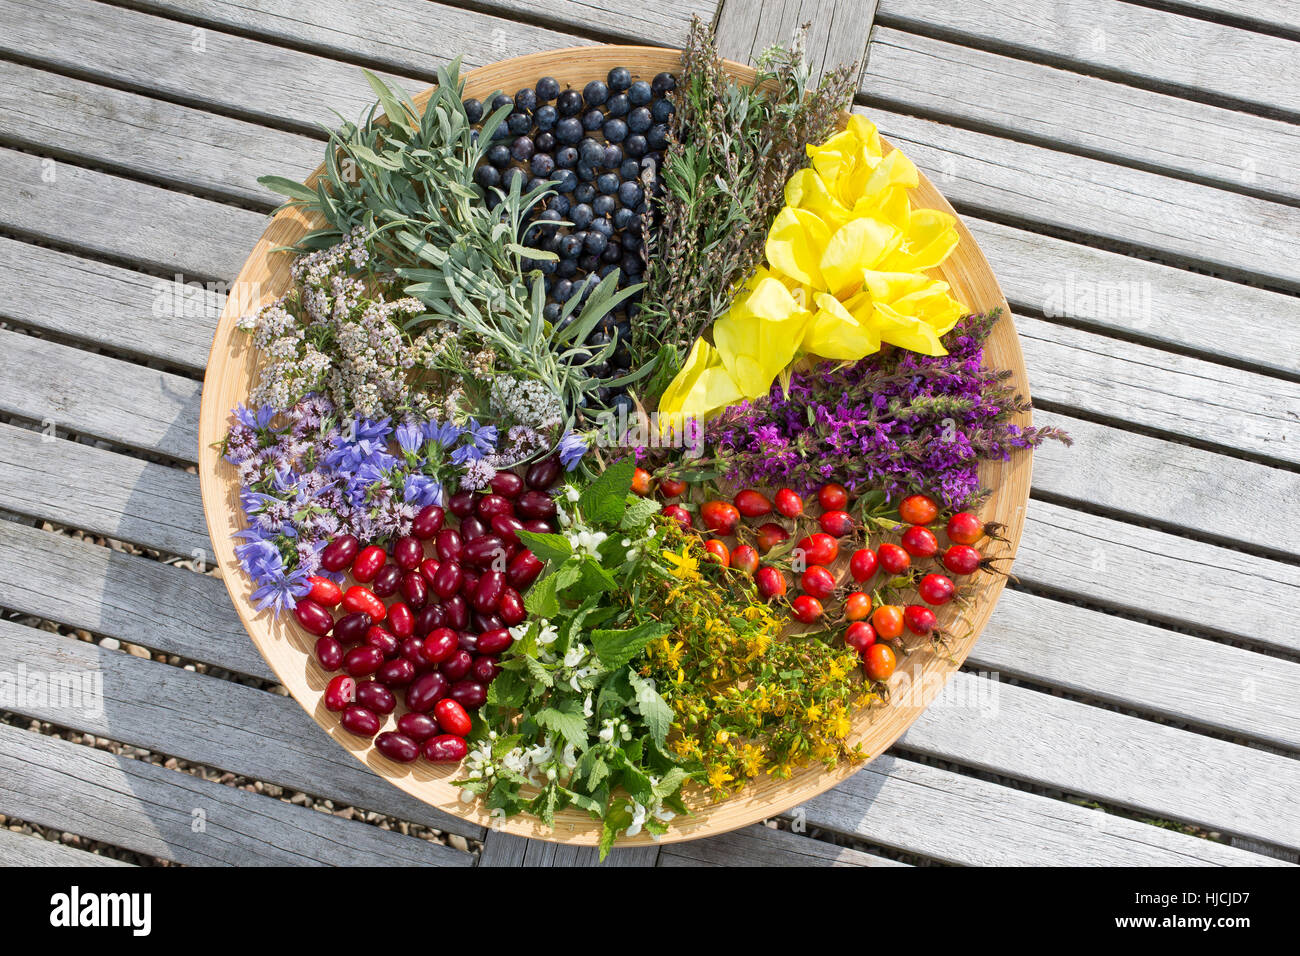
left=712, top=275, right=809, bottom=395
left=656, top=336, right=745, bottom=424
left=657, top=115, right=967, bottom=421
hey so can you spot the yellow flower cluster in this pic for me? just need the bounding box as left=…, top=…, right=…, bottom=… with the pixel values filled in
left=644, top=524, right=869, bottom=797
left=659, top=116, right=966, bottom=422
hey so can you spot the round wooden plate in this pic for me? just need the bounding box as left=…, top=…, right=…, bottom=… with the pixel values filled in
left=198, top=46, right=1032, bottom=847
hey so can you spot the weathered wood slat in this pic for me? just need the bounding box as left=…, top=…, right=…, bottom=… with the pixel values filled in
left=2, top=146, right=264, bottom=280
left=0, top=424, right=209, bottom=559
left=0, top=330, right=200, bottom=463
left=860, top=27, right=1300, bottom=204
left=477, top=830, right=660, bottom=866
left=875, top=0, right=1300, bottom=117
left=975, top=589, right=1300, bottom=752
left=0, top=0, right=428, bottom=134
left=658, top=823, right=909, bottom=866
left=128, top=0, right=708, bottom=54
left=796, top=752, right=1290, bottom=865
left=1016, top=315, right=1300, bottom=466
left=965, top=217, right=1300, bottom=379
left=1159, top=0, right=1300, bottom=35
left=0, top=518, right=273, bottom=682
left=1031, top=411, right=1300, bottom=560
left=0, top=619, right=485, bottom=840
left=900, top=670, right=1300, bottom=851
left=0, top=60, right=320, bottom=208
left=0, top=238, right=216, bottom=373
left=0, top=826, right=133, bottom=867
left=0, top=723, right=471, bottom=866
left=1017, top=501, right=1300, bottom=657
left=859, top=106, right=1300, bottom=290
left=716, top=0, right=879, bottom=80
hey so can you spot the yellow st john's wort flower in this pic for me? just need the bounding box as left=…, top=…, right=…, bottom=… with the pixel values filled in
left=659, top=547, right=701, bottom=581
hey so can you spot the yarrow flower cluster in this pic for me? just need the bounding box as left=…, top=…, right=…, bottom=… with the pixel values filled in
left=223, top=393, right=505, bottom=613
left=704, top=309, right=1072, bottom=509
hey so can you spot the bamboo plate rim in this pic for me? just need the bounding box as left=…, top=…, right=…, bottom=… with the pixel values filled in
left=197, top=45, right=1033, bottom=848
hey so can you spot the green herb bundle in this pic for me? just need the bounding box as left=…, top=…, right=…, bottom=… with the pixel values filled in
left=456, top=460, right=691, bottom=855
left=635, top=20, right=856, bottom=397
left=260, top=64, right=645, bottom=429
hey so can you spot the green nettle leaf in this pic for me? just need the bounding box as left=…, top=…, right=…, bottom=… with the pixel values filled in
left=652, top=767, right=690, bottom=800
left=577, top=458, right=636, bottom=526
left=629, top=671, right=673, bottom=747
left=591, top=621, right=672, bottom=671
left=486, top=669, right=527, bottom=709
left=533, top=697, right=589, bottom=749
left=573, top=558, right=619, bottom=598
left=620, top=495, right=662, bottom=530
left=599, top=800, right=635, bottom=860
left=523, top=574, right=560, bottom=619
left=516, top=530, right=573, bottom=563
left=521, top=654, right=553, bottom=690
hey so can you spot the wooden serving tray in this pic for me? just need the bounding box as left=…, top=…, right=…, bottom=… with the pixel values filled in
left=197, top=46, right=1032, bottom=847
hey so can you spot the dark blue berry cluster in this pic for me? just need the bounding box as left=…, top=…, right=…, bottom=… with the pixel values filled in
left=463, top=67, right=676, bottom=411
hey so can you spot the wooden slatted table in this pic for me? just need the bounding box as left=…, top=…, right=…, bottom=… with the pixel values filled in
left=0, top=0, right=1296, bottom=867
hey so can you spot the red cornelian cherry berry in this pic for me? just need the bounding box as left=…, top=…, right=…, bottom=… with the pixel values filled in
left=320, top=535, right=359, bottom=572
left=306, top=576, right=343, bottom=607
left=340, top=704, right=380, bottom=738
left=423, top=734, right=468, bottom=763
left=293, top=598, right=334, bottom=637
left=434, top=698, right=473, bottom=737
left=324, top=674, right=356, bottom=712
left=351, top=545, right=387, bottom=583
left=703, top=539, right=731, bottom=566
left=375, top=731, right=420, bottom=763
left=631, top=467, right=653, bottom=496
left=342, top=585, right=386, bottom=621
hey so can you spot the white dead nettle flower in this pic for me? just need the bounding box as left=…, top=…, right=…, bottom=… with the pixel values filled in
left=566, top=529, right=608, bottom=556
